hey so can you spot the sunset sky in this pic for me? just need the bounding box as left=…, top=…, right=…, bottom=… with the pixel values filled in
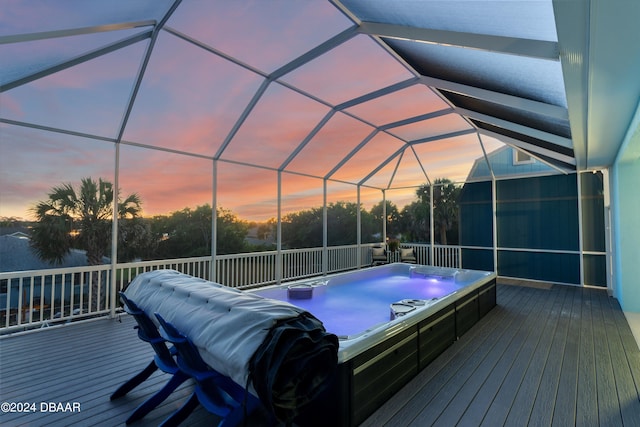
left=0, top=1, right=506, bottom=222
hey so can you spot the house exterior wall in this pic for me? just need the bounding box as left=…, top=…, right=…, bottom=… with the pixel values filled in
left=462, top=150, right=607, bottom=286
left=612, top=158, right=640, bottom=312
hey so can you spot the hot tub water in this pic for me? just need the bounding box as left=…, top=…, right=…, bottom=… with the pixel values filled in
left=254, top=273, right=464, bottom=338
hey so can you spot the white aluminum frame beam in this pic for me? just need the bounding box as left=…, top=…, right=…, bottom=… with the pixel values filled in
left=215, top=26, right=360, bottom=160
left=115, top=0, right=183, bottom=143
left=0, top=20, right=156, bottom=44
left=280, top=110, right=337, bottom=170
left=457, top=107, right=574, bottom=150
left=1, top=30, right=152, bottom=92
left=420, top=75, right=568, bottom=122
left=478, top=128, right=576, bottom=167
left=358, top=21, right=559, bottom=61
left=410, top=128, right=477, bottom=145
left=325, top=129, right=379, bottom=180
left=379, top=108, right=453, bottom=131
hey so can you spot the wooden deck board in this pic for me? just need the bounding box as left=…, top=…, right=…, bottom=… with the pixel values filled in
left=502, top=284, right=568, bottom=426
left=576, top=287, right=598, bottom=427
left=601, top=293, right=640, bottom=426
left=365, top=285, right=532, bottom=427
left=0, top=315, right=215, bottom=427
left=365, top=284, right=640, bottom=427
left=377, top=285, right=529, bottom=426
left=430, top=279, right=549, bottom=427
left=592, top=287, right=626, bottom=426
left=471, top=277, right=556, bottom=426
left=1, top=284, right=639, bottom=427
left=360, top=285, right=526, bottom=427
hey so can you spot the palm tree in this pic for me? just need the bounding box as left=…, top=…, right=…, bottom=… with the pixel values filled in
left=415, top=178, right=460, bottom=245
left=30, top=177, right=142, bottom=311
left=432, top=179, right=460, bottom=245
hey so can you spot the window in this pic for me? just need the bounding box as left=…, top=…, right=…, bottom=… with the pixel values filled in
left=513, top=149, right=534, bottom=165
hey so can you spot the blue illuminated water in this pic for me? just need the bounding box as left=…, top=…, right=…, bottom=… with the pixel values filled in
left=253, top=275, right=464, bottom=338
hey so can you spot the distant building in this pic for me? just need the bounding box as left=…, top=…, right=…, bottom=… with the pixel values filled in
left=466, top=146, right=556, bottom=181
left=0, top=234, right=90, bottom=272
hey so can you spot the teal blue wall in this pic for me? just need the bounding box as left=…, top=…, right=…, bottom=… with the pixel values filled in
left=460, top=172, right=607, bottom=286
left=496, top=174, right=581, bottom=284
left=613, top=158, right=640, bottom=312
left=459, top=181, right=494, bottom=272
left=497, top=175, right=579, bottom=251
left=459, top=181, right=493, bottom=247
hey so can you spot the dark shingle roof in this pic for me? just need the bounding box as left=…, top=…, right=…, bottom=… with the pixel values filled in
left=0, top=235, right=89, bottom=272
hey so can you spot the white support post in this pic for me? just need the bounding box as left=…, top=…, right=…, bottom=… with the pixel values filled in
left=357, top=185, right=362, bottom=268
left=211, top=160, right=218, bottom=282
left=382, top=189, right=387, bottom=244
left=276, top=171, right=283, bottom=284
left=110, top=143, right=120, bottom=318
left=430, top=184, right=434, bottom=266
left=492, top=177, right=498, bottom=274
left=323, top=179, right=328, bottom=275
left=577, top=172, right=585, bottom=286
left=602, top=169, right=613, bottom=293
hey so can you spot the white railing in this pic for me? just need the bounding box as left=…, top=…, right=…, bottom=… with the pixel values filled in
left=117, top=257, right=214, bottom=283
left=281, top=248, right=323, bottom=283
left=399, top=243, right=431, bottom=265
left=390, top=244, right=460, bottom=268
left=0, top=243, right=469, bottom=333
left=217, top=251, right=276, bottom=288
left=328, top=244, right=363, bottom=273
left=0, top=265, right=113, bottom=330
left=433, top=245, right=462, bottom=268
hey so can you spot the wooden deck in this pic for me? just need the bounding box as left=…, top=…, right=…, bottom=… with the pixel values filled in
left=1, top=284, right=639, bottom=426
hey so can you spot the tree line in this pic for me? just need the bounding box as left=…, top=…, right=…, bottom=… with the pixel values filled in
left=281, top=177, right=460, bottom=249
left=25, top=177, right=462, bottom=268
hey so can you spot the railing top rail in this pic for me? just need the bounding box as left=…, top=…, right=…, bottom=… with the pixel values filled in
left=115, top=256, right=214, bottom=268
left=0, top=264, right=112, bottom=279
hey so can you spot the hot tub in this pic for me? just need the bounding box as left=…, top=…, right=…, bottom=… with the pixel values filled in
left=251, top=263, right=497, bottom=426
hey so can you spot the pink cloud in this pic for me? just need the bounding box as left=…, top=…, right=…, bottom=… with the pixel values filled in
left=122, top=33, right=263, bottom=156
left=0, top=124, right=115, bottom=219
left=220, top=83, right=331, bottom=168
left=286, top=112, right=375, bottom=177
left=411, top=133, right=493, bottom=182
left=283, top=35, right=413, bottom=105
left=346, top=85, right=449, bottom=126
left=0, top=94, right=24, bottom=118
left=331, top=132, right=406, bottom=183
left=167, top=1, right=352, bottom=73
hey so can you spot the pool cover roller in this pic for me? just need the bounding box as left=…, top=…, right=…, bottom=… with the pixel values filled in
left=124, top=269, right=338, bottom=422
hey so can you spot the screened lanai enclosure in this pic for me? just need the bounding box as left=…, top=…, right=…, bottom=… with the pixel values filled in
left=1, top=0, right=640, bottom=333
left=2, top=2, right=640, bottom=427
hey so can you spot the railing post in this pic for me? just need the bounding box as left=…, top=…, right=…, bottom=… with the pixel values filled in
left=276, top=171, right=283, bottom=284
left=211, top=159, right=218, bottom=283
left=110, top=143, right=120, bottom=318
left=322, top=179, right=328, bottom=276
left=357, top=185, right=362, bottom=269
left=430, top=184, right=434, bottom=267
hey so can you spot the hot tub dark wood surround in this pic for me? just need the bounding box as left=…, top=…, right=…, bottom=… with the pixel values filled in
left=303, top=278, right=497, bottom=426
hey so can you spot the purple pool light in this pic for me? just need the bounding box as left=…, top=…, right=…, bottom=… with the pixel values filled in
left=253, top=269, right=466, bottom=338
